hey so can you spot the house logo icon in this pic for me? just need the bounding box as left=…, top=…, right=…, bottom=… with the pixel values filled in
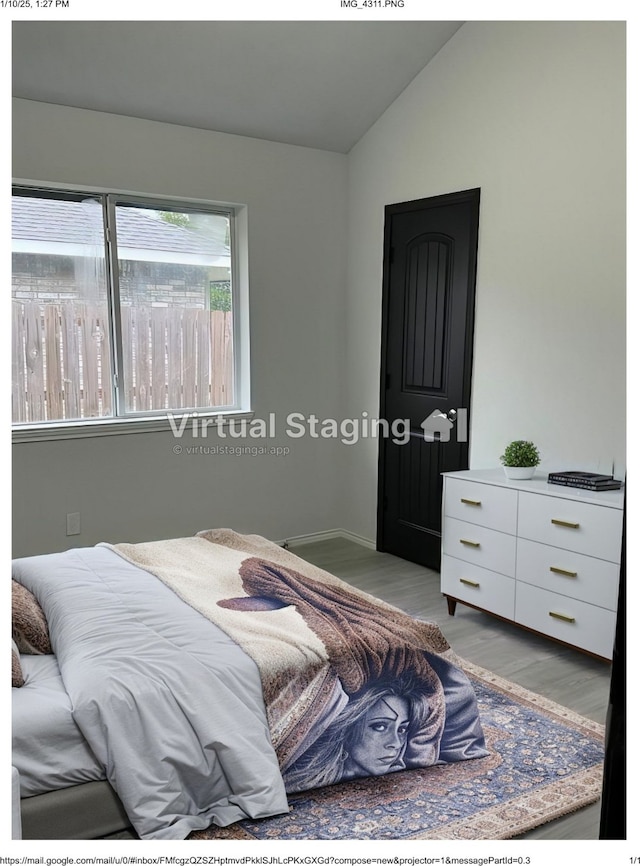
left=420, top=409, right=467, bottom=442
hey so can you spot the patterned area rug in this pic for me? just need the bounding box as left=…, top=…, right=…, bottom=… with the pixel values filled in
left=189, top=656, right=605, bottom=841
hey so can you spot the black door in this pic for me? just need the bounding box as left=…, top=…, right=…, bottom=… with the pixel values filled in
left=377, top=189, right=480, bottom=570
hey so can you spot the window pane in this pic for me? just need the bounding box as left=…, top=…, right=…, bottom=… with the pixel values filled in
left=12, top=195, right=112, bottom=423
left=114, top=205, right=234, bottom=413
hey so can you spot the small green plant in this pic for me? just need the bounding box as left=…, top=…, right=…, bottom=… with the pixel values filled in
left=500, top=440, right=541, bottom=468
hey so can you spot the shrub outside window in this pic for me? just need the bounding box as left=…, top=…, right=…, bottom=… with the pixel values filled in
left=12, top=188, right=239, bottom=429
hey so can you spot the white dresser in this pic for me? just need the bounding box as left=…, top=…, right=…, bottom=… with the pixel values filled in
left=440, top=469, right=624, bottom=660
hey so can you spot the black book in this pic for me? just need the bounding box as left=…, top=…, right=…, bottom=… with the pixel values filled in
left=548, top=471, right=614, bottom=482
left=548, top=479, right=622, bottom=491
left=547, top=471, right=622, bottom=491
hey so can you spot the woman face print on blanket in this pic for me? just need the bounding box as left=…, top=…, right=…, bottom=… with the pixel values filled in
left=351, top=693, right=409, bottom=776
left=284, top=666, right=445, bottom=790
left=218, top=557, right=450, bottom=790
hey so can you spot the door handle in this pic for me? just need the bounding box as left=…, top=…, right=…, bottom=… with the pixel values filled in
left=459, top=538, right=480, bottom=547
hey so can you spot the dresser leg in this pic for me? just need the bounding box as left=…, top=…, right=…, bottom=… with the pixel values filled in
left=445, top=596, right=457, bottom=616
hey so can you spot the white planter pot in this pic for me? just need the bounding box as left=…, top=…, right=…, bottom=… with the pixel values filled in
left=503, top=466, right=537, bottom=480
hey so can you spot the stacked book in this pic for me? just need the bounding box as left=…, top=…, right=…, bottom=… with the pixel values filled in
left=547, top=471, right=622, bottom=491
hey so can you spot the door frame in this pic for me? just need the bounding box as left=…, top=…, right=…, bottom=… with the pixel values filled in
left=376, top=188, right=481, bottom=554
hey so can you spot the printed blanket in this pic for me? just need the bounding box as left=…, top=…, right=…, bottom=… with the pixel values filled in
left=105, top=529, right=488, bottom=791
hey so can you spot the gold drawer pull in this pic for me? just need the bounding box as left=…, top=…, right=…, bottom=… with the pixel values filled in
left=549, top=611, right=576, bottom=624
left=459, top=538, right=480, bottom=547
left=550, top=566, right=578, bottom=578
left=459, top=578, right=480, bottom=588
left=551, top=518, right=580, bottom=529
left=460, top=498, right=482, bottom=506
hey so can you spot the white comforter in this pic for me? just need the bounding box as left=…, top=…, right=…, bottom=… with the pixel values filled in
left=12, top=546, right=288, bottom=840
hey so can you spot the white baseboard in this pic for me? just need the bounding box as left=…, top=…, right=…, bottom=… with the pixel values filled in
left=275, top=528, right=377, bottom=551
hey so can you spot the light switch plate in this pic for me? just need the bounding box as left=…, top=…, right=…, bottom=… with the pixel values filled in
left=66, top=512, right=81, bottom=536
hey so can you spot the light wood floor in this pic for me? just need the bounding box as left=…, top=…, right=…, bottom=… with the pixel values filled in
left=290, top=536, right=612, bottom=841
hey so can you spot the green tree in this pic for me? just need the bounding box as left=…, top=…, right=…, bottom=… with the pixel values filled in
left=159, top=211, right=190, bottom=228
left=210, top=281, right=232, bottom=312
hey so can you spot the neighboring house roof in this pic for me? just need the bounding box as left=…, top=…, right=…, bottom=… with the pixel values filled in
left=12, top=195, right=230, bottom=266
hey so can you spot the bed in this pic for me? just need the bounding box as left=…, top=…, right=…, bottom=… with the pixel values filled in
left=11, top=529, right=488, bottom=841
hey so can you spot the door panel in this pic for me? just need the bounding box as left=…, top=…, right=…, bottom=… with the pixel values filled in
left=377, top=189, right=480, bottom=569
left=403, top=236, right=450, bottom=392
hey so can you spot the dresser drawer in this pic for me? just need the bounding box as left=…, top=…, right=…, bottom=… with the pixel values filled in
left=441, top=555, right=515, bottom=620
left=442, top=517, right=516, bottom=577
left=517, top=538, right=620, bottom=611
left=444, top=478, right=517, bottom=533
left=517, top=492, right=623, bottom=562
left=514, top=581, right=616, bottom=659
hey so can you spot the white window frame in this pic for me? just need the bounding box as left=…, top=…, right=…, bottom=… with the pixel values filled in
left=12, top=184, right=252, bottom=443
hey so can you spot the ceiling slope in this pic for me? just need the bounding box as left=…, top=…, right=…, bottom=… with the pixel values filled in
left=12, top=20, right=463, bottom=152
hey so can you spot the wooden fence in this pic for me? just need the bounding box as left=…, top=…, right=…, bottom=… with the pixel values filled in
left=12, top=301, right=234, bottom=423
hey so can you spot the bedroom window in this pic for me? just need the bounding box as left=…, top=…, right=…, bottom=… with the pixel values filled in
left=12, top=187, right=246, bottom=437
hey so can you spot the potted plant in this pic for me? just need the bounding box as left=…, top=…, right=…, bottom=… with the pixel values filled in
left=499, top=440, right=541, bottom=480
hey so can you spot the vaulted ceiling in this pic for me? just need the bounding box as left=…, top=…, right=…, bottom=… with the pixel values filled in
left=12, top=20, right=463, bottom=153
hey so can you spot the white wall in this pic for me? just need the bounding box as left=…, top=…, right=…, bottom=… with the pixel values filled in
left=12, top=100, right=349, bottom=556
left=344, top=20, right=626, bottom=540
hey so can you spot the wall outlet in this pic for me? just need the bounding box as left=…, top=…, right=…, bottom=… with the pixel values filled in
left=66, top=512, right=81, bottom=536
